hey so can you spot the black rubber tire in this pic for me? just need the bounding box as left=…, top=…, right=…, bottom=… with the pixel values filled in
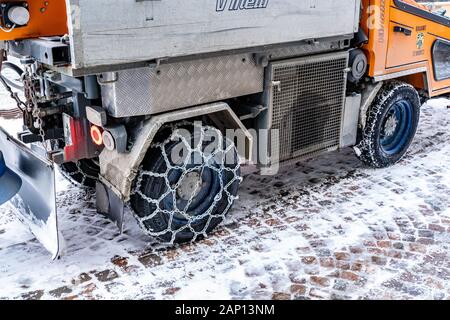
left=131, top=124, right=241, bottom=244
left=59, top=159, right=100, bottom=189
left=355, top=81, right=421, bottom=168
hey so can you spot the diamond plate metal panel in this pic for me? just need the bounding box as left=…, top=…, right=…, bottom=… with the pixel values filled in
left=269, top=52, right=349, bottom=163
left=101, top=54, right=264, bottom=118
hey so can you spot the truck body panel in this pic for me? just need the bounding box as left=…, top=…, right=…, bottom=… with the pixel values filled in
left=100, top=53, right=264, bottom=118
left=65, top=0, right=360, bottom=70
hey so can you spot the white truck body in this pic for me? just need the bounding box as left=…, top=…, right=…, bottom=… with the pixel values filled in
left=66, top=0, right=360, bottom=70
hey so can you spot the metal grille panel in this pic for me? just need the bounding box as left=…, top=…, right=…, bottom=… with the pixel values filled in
left=270, top=52, right=348, bottom=162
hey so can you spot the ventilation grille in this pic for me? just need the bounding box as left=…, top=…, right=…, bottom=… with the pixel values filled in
left=270, top=53, right=348, bottom=163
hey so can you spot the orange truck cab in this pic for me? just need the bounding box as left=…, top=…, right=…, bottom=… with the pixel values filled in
left=362, top=0, right=450, bottom=97
left=0, top=0, right=67, bottom=40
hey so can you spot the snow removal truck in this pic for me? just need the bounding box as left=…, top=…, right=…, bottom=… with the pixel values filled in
left=0, top=0, right=449, bottom=259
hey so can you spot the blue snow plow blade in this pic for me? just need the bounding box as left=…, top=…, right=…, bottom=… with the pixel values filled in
left=0, top=127, right=62, bottom=260
left=0, top=150, right=22, bottom=205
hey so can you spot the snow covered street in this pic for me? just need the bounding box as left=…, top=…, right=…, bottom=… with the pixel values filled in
left=0, top=96, right=449, bottom=300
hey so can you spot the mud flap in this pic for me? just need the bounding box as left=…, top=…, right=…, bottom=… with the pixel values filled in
left=96, top=181, right=125, bottom=233
left=0, top=127, right=62, bottom=260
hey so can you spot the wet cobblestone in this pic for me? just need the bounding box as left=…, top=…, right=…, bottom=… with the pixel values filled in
left=1, top=101, right=450, bottom=300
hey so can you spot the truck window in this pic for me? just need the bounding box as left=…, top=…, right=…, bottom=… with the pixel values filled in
left=395, top=0, right=450, bottom=26
left=417, top=0, right=450, bottom=17
left=433, top=39, right=450, bottom=80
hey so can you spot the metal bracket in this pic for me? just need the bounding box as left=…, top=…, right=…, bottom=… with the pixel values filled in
left=8, top=38, right=70, bottom=66
left=239, top=105, right=268, bottom=121
left=148, top=57, right=168, bottom=70
left=18, top=128, right=64, bottom=143
left=271, top=81, right=282, bottom=92
left=97, top=72, right=119, bottom=85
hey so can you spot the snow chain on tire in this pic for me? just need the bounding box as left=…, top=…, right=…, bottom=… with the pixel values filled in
left=131, top=122, right=243, bottom=244
left=59, top=159, right=100, bottom=189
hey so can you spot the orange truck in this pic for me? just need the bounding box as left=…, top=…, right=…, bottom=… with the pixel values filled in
left=362, top=0, right=450, bottom=97
left=0, top=0, right=448, bottom=258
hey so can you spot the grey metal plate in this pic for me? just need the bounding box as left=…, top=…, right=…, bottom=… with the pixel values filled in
left=0, top=127, right=61, bottom=260
left=341, top=94, right=362, bottom=148
left=101, top=53, right=264, bottom=117
left=66, top=0, right=361, bottom=70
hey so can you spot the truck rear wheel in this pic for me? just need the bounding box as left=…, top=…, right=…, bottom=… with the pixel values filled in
left=130, top=123, right=242, bottom=244
left=59, top=159, right=100, bottom=189
left=355, top=81, right=420, bottom=168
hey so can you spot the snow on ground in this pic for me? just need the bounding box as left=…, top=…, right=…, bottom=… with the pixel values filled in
left=0, top=92, right=449, bottom=300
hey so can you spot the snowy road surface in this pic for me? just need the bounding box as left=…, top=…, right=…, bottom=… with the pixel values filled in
left=0, top=92, right=449, bottom=300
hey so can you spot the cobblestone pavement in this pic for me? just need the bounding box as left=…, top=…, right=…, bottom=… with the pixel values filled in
left=0, top=99, right=449, bottom=300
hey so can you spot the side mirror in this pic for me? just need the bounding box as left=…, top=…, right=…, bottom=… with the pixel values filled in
left=434, top=8, right=447, bottom=17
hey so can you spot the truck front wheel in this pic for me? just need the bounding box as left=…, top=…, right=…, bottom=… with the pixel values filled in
left=355, top=81, right=421, bottom=168
left=130, top=123, right=242, bottom=244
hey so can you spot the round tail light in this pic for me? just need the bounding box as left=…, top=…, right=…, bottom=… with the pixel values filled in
left=90, top=125, right=103, bottom=146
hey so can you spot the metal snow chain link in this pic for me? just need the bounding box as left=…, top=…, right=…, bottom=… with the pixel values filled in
left=75, top=161, right=98, bottom=186
left=22, top=67, right=50, bottom=152
left=26, top=75, right=46, bottom=144
left=54, top=138, right=98, bottom=188
left=131, top=123, right=243, bottom=244
left=34, top=109, right=46, bottom=143
left=62, top=161, right=98, bottom=187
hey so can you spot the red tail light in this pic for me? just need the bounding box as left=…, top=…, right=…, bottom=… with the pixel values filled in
left=90, top=125, right=103, bottom=146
